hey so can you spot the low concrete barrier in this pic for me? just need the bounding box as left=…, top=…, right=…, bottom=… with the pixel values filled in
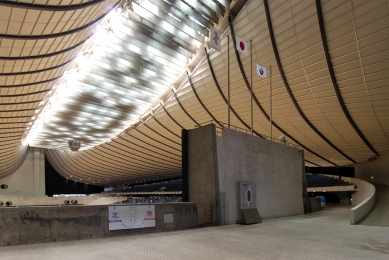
left=348, top=179, right=376, bottom=225
left=0, top=195, right=123, bottom=206
left=0, top=203, right=198, bottom=247
left=321, top=175, right=376, bottom=225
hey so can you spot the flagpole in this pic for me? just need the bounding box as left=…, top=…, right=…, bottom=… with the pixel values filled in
left=270, top=65, right=272, bottom=141
left=228, top=34, right=230, bottom=129
left=250, top=40, right=253, bottom=135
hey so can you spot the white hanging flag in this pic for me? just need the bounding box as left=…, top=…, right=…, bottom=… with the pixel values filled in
left=256, top=64, right=267, bottom=78
left=235, top=35, right=249, bottom=56
left=209, top=26, right=222, bottom=52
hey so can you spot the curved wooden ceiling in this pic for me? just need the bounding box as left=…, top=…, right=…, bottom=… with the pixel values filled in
left=1, top=0, right=388, bottom=186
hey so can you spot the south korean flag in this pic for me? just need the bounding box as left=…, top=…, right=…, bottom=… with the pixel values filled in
left=256, top=64, right=267, bottom=78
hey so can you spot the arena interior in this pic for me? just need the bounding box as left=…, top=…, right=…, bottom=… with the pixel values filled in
left=0, top=0, right=388, bottom=259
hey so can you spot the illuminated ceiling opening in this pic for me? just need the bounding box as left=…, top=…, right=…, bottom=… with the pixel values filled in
left=24, top=0, right=229, bottom=150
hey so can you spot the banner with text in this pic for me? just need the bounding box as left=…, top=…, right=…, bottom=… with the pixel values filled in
left=108, top=205, right=156, bottom=230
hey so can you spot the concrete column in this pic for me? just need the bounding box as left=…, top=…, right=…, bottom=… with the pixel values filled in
left=188, top=124, right=219, bottom=225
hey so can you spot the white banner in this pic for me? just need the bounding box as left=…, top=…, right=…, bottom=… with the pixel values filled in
left=256, top=64, right=267, bottom=78
left=209, top=26, right=222, bottom=52
left=108, top=205, right=155, bottom=230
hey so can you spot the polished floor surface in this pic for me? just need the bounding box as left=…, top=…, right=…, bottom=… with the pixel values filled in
left=1, top=205, right=388, bottom=260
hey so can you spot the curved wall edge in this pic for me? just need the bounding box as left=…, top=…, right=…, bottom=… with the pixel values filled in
left=322, top=174, right=375, bottom=225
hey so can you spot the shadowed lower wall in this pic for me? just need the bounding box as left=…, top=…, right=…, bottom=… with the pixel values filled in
left=0, top=203, right=198, bottom=247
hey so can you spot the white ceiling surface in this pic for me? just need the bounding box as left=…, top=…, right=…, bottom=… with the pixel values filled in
left=0, top=0, right=119, bottom=177
left=0, top=0, right=388, bottom=186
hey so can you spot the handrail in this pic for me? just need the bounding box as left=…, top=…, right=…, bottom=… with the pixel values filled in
left=192, top=120, right=300, bottom=149
left=349, top=180, right=376, bottom=225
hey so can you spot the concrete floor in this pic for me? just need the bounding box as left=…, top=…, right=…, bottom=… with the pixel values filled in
left=0, top=205, right=388, bottom=260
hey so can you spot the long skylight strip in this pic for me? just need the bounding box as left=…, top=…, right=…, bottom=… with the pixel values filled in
left=77, top=72, right=165, bottom=98
left=109, top=38, right=185, bottom=72
left=76, top=78, right=161, bottom=101
left=137, top=0, right=205, bottom=43
left=103, top=40, right=181, bottom=75
left=89, top=44, right=179, bottom=82
left=51, top=103, right=148, bottom=123
left=86, top=57, right=172, bottom=88
left=95, top=26, right=188, bottom=70
left=65, top=92, right=154, bottom=116
left=103, top=40, right=182, bottom=76
left=118, top=22, right=190, bottom=63
left=83, top=68, right=168, bottom=94
left=91, top=50, right=178, bottom=83
left=24, top=0, right=211, bottom=150
left=132, top=3, right=202, bottom=48
left=112, top=30, right=188, bottom=69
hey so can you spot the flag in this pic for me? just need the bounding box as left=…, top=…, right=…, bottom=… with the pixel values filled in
left=235, top=35, right=249, bottom=56
left=209, top=26, right=222, bottom=52
left=256, top=64, right=267, bottom=78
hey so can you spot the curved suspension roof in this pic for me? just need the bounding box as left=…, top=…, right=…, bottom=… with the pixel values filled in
left=0, top=0, right=119, bottom=177
left=1, top=0, right=388, bottom=186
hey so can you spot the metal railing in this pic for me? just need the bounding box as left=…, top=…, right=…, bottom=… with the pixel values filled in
left=193, top=120, right=299, bottom=149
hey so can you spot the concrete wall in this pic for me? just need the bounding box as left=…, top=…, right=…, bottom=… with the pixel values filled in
left=0, top=195, right=124, bottom=207
left=354, top=152, right=389, bottom=186
left=0, top=203, right=198, bottom=247
left=218, top=128, right=304, bottom=223
left=0, top=147, right=45, bottom=197
left=188, top=124, right=219, bottom=225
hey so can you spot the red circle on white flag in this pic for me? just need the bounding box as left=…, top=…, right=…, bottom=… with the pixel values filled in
left=240, top=42, right=245, bottom=51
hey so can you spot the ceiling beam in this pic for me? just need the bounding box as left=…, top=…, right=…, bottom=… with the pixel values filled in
left=263, top=0, right=355, bottom=164
left=173, top=90, right=199, bottom=126
left=0, top=0, right=109, bottom=11
left=0, top=2, right=119, bottom=39
left=187, top=71, right=223, bottom=127
left=150, top=113, right=181, bottom=138
left=0, top=58, right=76, bottom=76
left=160, top=103, right=185, bottom=129
left=315, top=0, right=379, bottom=157
left=228, top=14, right=337, bottom=167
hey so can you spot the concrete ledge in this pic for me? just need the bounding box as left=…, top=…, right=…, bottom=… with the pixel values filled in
left=320, top=175, right=376, bottom=225
left=0, top=195, right=124, bottom=206
left=350, top=181, right=375, bottom=225
left=0, top=203, right=198, bottom=247
left=307, top=185, right=355, bottom=192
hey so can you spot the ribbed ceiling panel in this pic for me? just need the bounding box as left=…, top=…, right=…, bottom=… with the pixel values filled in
left=2, top=0, right=389, bottom=185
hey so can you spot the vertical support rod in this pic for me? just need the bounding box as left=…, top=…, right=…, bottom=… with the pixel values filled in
left=270, top=65, right=272, bottom=141
left=228, top=35, right=230, bottom=128
left=250, top=40, right=253, bottom=135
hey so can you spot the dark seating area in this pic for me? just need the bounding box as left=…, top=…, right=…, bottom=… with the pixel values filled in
left=306, top=174, right=352, bottom=188
left=113, top=195, right=182, bottom=205
left=123, top=179, right=182, bottom=193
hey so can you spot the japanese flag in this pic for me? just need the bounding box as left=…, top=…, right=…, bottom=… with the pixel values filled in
left=209, top=26, right=222, bottom=52
left=235, top=35, right=249, bottom=56
left=256, top=64, right=267, bottom=78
